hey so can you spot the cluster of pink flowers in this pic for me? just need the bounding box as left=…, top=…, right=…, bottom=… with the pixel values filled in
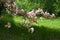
left=5, top=0, right=25, bottom=15
left=4, top=0, right=55, bottom=19
left=22, top=8, right=55, bottom=33
left=1, top=0, right=56, bottom=33
left=22, top=19, right=34, bottom=33
left=27, top=9, right=36, bottom=18
left=35, top=8, right=44, bottom=14
left=27, top=9, right=37, bottom=23
left=22, top=19, right=31, bottom=28
left=35, top=8, right=55, bottom=18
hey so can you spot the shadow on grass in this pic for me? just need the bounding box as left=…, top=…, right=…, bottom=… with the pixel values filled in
left=0, top=23, right=60, bottom=40
left=0, top=15, right=60, bottom=40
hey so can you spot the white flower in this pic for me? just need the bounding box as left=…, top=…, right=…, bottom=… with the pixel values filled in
left=30, top=27, right=34, bottom=33
left=50, top=13, right=55, bottom=18
left=35, top=16, right=37, bottom=19
left=40, top=17, right=44, bottom=21
left=25, top=22, right=31, bottom=28
left=5, top=22, right=11, bottom=28
left=23, top=19, right=31, bottom=28
left=7, top=22, right=11, bottom=28
left=52, top=13, right=55, bottom=17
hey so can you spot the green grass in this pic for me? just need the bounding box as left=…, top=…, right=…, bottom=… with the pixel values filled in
left=13, top=16, right=60, bottom=30
left=38, top=17, right=60, bottom=30
left=0, top=14, right=60, bottom=40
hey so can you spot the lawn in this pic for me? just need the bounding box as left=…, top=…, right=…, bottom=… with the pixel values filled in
left=0, top=14, right=60, bottom=40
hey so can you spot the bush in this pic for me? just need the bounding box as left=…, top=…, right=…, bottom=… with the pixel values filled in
left=15, top=0, right=60, bottom=17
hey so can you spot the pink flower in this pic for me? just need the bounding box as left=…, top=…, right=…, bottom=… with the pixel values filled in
left=27, top=12, right=31, bottom=18
left=13, top=8, right=19, bottom=14
left=27, top=10, right=38, bottom=23
left=27, top=9, right=36, bottom=18
left=39, top=9, right=44, bottom=14
left=30, top=9, right=36, bottom=16
left=35, top=8, right=41, bottom=14
left=35, top=8, right=44, bottom=15
left=18, top=9, right=25, bottom=15
left=12, top=3, right=17, bottom=9
left=25, top=22, right=31, bottom=28
left=43, top=12, right=50, bottom=18
left=5, top=3, right=10, bottom=7
left=31, top=17, right=37, bottom=23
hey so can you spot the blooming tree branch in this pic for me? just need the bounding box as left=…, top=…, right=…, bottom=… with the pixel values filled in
left=0, top=0, right=56, bottom=33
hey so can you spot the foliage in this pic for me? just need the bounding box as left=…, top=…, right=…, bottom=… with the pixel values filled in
left=15, top=0, right=60, bottom=16
left=0, top=0, right=56, bottom=33
left=0, top=0, right=60, bottom=39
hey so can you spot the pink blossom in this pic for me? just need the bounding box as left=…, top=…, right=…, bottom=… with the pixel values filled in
left=12, top=3, right=17, bottom=9
left=27, top=12, right=32, bottom=18
left=30, top=9, right=36, bottom=16
left=27, top=10, right=37, bottom=23
left=27, top=9, right=36, bottom=18
left=31, top=17, right=37, bottom=23
left=43, top=12, right=50, bottom=18
left=39, top=9, right=44, bottom=14
left=35, top=8, right=44, bottom=15
left=18, top=9, right=25, bottom=15
left=13, top=8, right=19, bottom=14
left=35, top=8, right=41, bottom=14
left=25, top=22, right=31, bottom=28
left=5, top=3, right=10, bottom=7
